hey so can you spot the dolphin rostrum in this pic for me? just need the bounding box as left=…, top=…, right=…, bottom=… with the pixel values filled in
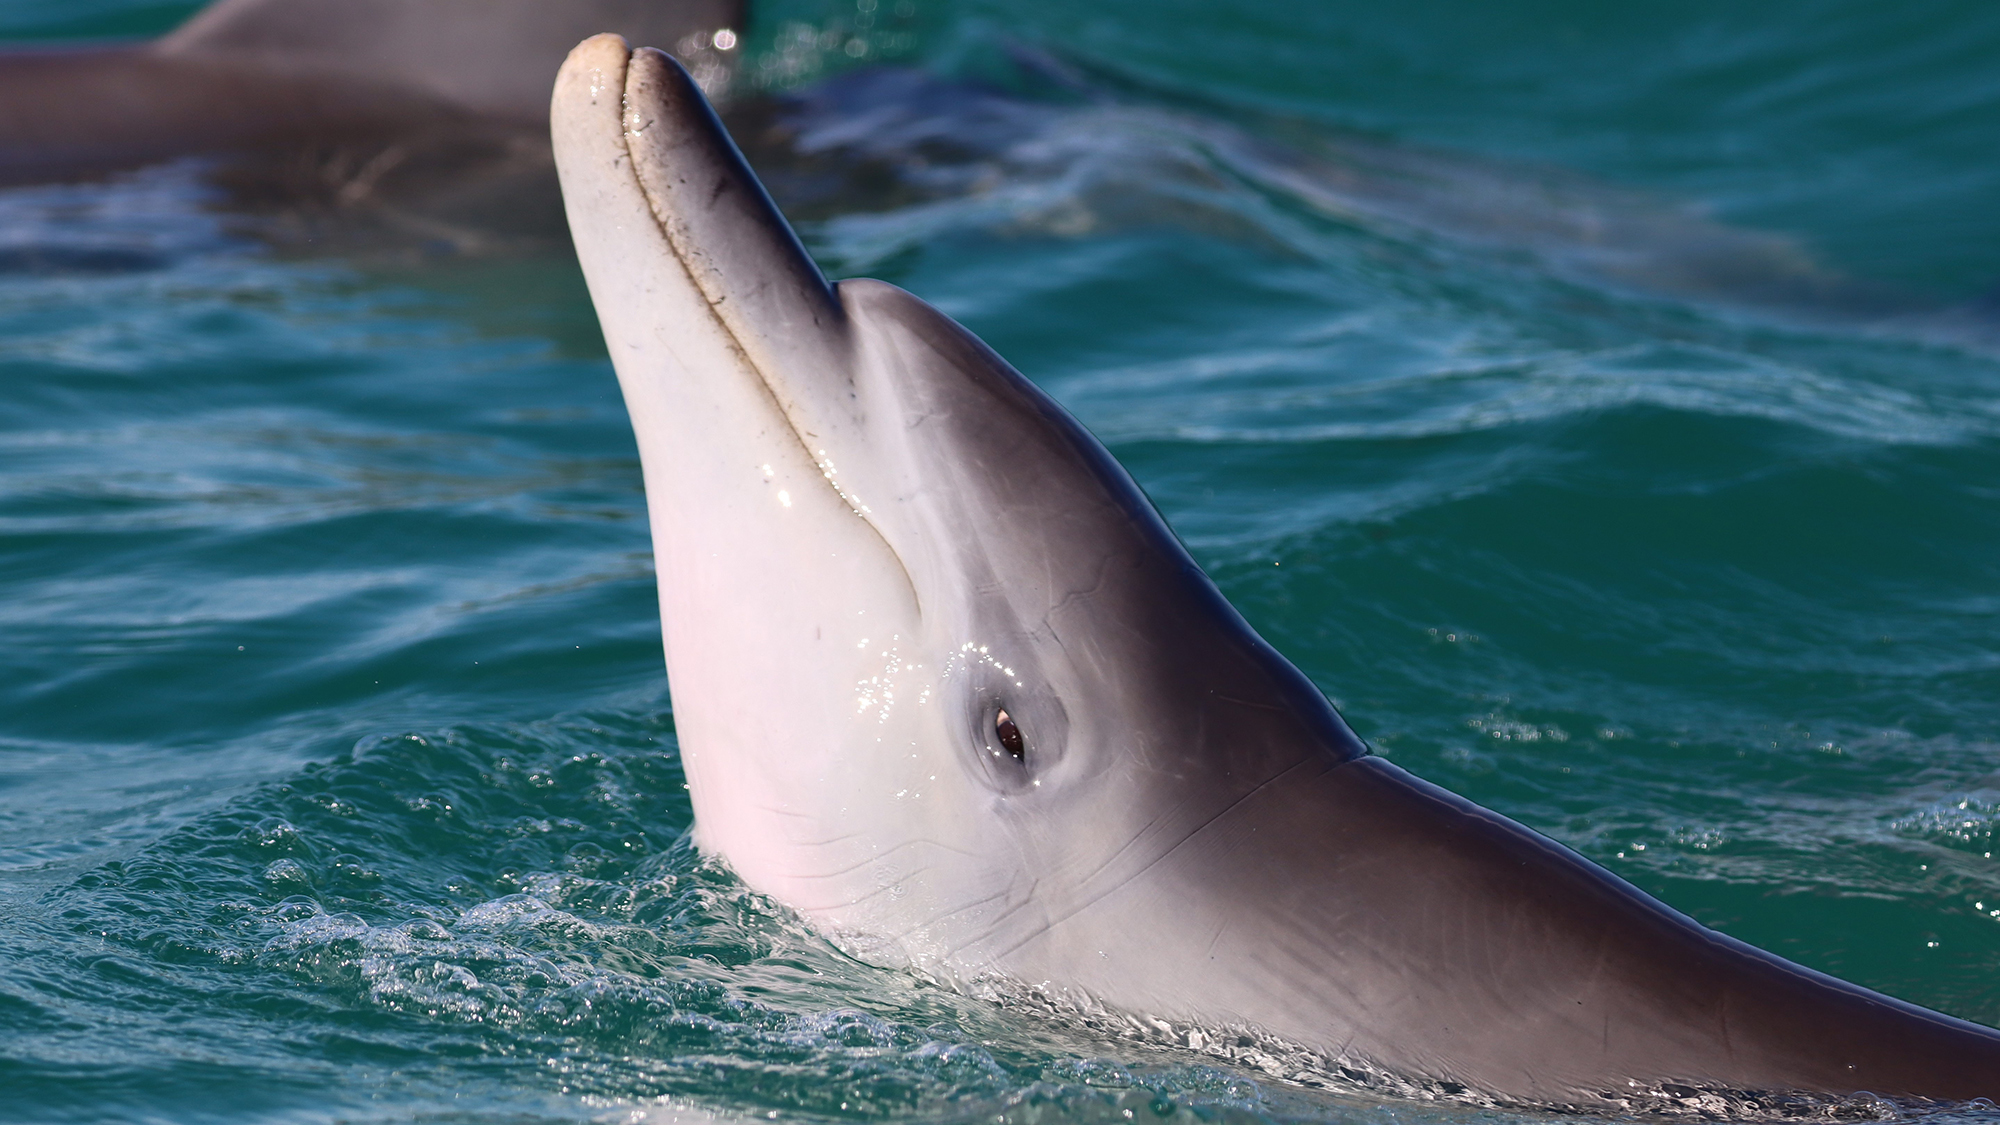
left=551, top=34, right=2000, bottom=1108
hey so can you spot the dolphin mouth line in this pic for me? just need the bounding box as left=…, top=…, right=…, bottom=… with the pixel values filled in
left=605, top=43, right=924, bottom=615
left=612, top=49, right=837, bottom=507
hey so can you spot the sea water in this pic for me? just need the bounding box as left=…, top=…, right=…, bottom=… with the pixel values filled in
left=2, top=2, right=1999, bottom=1123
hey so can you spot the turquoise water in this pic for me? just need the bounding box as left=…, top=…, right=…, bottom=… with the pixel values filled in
left=5, top=2, right=2000, bottom=1122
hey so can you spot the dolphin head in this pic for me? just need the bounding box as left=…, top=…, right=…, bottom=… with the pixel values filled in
left=551, top=36, right=1366, bottom=976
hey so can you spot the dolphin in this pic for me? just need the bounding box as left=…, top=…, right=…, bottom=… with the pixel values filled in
left=738, top=61, right=2000, bottom=352
left=551, top=34, right=2000, bottom=1108
left=0, top=0, right=741, bottom=209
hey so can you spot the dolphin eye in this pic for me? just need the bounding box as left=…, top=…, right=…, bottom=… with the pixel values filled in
left=995, top=709, right=1025, bottom=761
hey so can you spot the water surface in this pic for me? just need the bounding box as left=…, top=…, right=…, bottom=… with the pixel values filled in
left=3, top=2, right=2000, bottom=1123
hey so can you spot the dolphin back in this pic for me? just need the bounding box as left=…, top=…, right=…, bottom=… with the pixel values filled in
left=1102, top=752, right=2000, bottom=1104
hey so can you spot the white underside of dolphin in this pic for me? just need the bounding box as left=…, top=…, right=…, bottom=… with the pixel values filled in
left=550, top=34, right=2000, bottom=1108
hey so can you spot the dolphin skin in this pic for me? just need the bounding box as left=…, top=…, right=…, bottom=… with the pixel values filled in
left=551, top=34, right=2000, bottom=1108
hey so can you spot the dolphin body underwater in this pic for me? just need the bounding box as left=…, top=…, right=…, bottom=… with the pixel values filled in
left=1, top=0, right=1983, bottom=348
left=550, top=35, right=2000, bottom=1109
left=0, top=0, right=741, bottom=249
left=0, top=0, right=742, bottom=182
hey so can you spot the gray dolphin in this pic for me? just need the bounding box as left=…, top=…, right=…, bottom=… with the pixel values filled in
left=743, top=62, right=1997, bottom=350
left=558, top=33, right=2000, bottom=1109
left=0, top=0, right=740, bottom=192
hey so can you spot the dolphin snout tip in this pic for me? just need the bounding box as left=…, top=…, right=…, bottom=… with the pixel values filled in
left=566, top=31, right=632, bottom=66
left=554, top=33, right=633, bottom=115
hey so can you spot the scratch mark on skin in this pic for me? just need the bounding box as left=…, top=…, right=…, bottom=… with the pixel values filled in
left=1213, top=693, right=1287, bottom=713
left=941, top=878, right=1042, bottom=960
left=756, top=803, right=813, bottom=820
left=991, top=757, right=1338, bottom=961
left=787, top=830, right=866, bottom=848
left=1071, top=802, right=1192, bottom=892
left=788, top=865, right=934, bottom=914
left=784, top=836, right=971, bottom=882
left=1040, top=553, right=1115, bottom=626
left=891, top=883, right=1017, bottom=944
